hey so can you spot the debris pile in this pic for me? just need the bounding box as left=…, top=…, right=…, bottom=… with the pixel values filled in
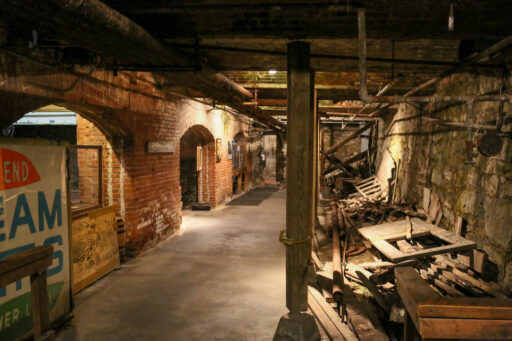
left=310, top=186, right=507, bottom=340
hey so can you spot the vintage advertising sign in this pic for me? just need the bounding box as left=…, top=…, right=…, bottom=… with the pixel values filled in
left=0, top=144, right=70, bottom=340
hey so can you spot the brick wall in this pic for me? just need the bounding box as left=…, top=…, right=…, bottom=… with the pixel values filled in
left=0, top=52, right=267, bottom=256
left=76, top=115, right=123, bottom=210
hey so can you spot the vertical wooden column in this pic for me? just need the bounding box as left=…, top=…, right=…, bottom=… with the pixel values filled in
left=286, top=41, right=316, bottom=312
left=274, top=41, right=320, bottom=341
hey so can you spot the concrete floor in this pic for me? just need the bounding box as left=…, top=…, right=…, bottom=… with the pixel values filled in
left=56, top=188, right=286, bottom=341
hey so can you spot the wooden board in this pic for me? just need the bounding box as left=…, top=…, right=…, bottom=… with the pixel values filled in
left=418, top=297, right=512, bottom=320
left=352, top=176, right=383, bottom=200
left=71, top=206, right=120, bottom=293
left=396, top=267, right=512, bottom=340
left=419, top=317, right=512, bottom=340
left=308, top=286, right=359, bottom=341
left=359, top=218, right=476, bottom=262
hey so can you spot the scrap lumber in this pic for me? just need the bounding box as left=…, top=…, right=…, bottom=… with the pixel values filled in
left=312, top=251, right=325, bottom=271
left=369, top=268, right=395, bottom=285
left=308, top=286, right=359, bottom=341
left=405, top=216, right=412, bottom=240
left=355, top=270, right=391, bottom=313
left=357, top=260, right=418, bottom=270
left=358, top=218, right=476, bottom=262
left=396, top=267, right=512, bottom=340
left=341, top=282, right=389, bottom=341
left=352, top=176, right=383, bottom=200
left=396, top=240, right=416, bottom=254
left=434, top=255, right=506, bottom=298
left=454, top=216, right=463, bottom=236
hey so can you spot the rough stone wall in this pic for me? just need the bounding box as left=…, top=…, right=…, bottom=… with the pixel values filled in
left=322, top=124, right=363, bottom=161
left=377, top=71, right=512, bottom=291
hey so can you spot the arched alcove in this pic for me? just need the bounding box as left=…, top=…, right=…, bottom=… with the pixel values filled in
left=5, top=104, right=124, bottom=214
left=232, top=131, right=251, bottom=194
left=180, top=125, right=216, bottom=208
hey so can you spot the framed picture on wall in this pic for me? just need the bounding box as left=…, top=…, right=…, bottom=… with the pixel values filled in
left=216, top=138, right=222, bottom=162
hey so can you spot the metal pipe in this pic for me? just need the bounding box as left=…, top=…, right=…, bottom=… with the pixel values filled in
left=12, top=0, right=255, bottom=105
left=358, top=9, right=512, bottom=105
left=331, top=204, right=343, bottom=304
left=421, top=116, right=498, bottom=131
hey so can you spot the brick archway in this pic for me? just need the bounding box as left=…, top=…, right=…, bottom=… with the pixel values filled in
left=180, top=125, right=216, bottom=208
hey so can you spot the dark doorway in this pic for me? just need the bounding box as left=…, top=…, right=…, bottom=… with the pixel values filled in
left=180, top=125, right=215, bottom=208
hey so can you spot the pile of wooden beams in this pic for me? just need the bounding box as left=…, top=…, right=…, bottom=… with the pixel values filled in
left=321, top=121, right=378, bottom=187
left=310, top=192, right=509, bottom=340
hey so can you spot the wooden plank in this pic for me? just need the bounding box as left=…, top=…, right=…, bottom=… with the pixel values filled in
left=382, top=243, right=476, bottom=262
left=422, top=187, right=431, bottom=212
left=308, top=286, right=359, bottom=341
left=341, top=282, right=389, bottom=341
left=72, top=206, right=120, bottom=293
left=358, top=219, right=431, bottom=241
left=472, top=249, right=486, bottom=274
left=31, top=270, right=52, bottom=340
left=432, top=278, right=465, bottom=297
left=454, top=216, right=463, bottom=236
left=372, top=240, right=405, bottom=261
left=450, top=267, right=507, bottom=299
left=308, top=291, right=346, bottom=341
left=396, top=240, right=416, bottom=253
left=419, top=317, right=512, bottom=340
left=0, top=246, right=53, bottom=275
left=0, top=257, right=53, bottom=288
left=312, top=251, right=325, bottom=271
left=359, top=218, right=476, bottom=262
left=286, top=41, right=316, bottom=312
left=418, top=297, right=512, bottom=320
left=395, top=267, right=438, bottom=329
left=355, top=270, right=391, bottom=313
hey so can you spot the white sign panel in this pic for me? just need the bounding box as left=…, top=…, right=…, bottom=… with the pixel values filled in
left=0, top=144, right=70, bottom=340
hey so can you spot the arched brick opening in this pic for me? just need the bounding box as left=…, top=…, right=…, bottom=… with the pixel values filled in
left=3, top=104, right=125, bottom=214
left=232, top=131, right=252, bottom=194
left=180, top=125, right=216, bottom=208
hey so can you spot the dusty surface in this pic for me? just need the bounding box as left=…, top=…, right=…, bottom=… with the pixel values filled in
left=56, top=188, right=286, bottom=340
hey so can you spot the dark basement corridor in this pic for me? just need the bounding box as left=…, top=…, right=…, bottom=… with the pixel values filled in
left=56, top=187, right=286, bottom=341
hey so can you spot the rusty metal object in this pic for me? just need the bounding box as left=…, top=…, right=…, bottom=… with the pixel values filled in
left=331, top=204, right=344, bottom=304
left=477, top=133, right=503, bottom=157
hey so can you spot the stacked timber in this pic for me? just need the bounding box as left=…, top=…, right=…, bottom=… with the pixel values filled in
left=311, top=188, right=508, bottom=340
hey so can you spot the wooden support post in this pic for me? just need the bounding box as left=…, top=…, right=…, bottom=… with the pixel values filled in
left=31, top=270, right=52, bottom=340
left=274, top=41, right=320, bottom=341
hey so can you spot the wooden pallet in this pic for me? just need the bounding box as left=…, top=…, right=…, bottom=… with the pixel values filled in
left=352, top=176, right=383, bottom=200
left=358, top=218, right=476, bottom=262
